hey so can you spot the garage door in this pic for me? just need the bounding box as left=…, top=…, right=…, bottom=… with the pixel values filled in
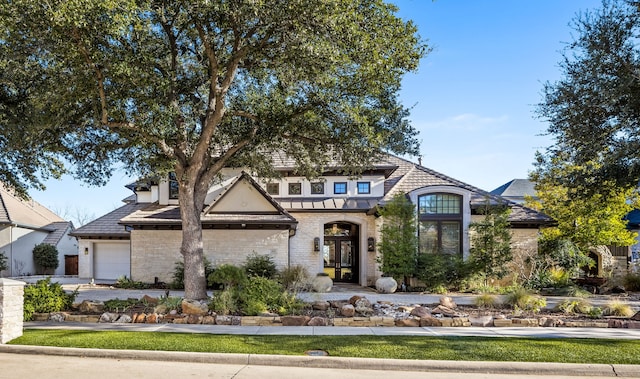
left=94, top=242, right=130, bottom=280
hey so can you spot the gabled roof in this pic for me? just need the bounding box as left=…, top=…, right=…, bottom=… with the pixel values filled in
left=120, top=172, right=297, bottom=228
left=41, top=221, right=74, bottom=246
left=491, top=179, right=537, bottom=199
left=70, top=202, right=150, bottom=238
left=0, top=185, right=65, bottom=228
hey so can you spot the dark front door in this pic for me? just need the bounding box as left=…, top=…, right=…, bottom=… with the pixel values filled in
left=65, top=255, right=78, bottom=275
left=323, top=222, right=359, bottom=283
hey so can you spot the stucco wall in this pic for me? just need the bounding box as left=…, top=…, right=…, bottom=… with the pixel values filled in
left=130, top=229, right=290, bottom=283
left=0, top=227, right=49, bottom=277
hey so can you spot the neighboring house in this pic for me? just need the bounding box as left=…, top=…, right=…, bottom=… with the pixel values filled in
left=492, top=179, right=632, bottom=280
left=0, top=185, right=77, bottom=277
left=72, top=155, right=552, bottom=284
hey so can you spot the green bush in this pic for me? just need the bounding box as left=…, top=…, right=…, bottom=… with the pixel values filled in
left=23, top=278, right=77, bottom=321
left=238, top=276, right=304, bottom=316
left=115, top=275, right=150, bottom=289
left=209, top=288, right=239, bottom=315
left=504, top=287, right=547, bottom=314
left=555, top=299, right=593, bottom=315
left=208, top=264, right=247, bottom=289
left=415, top=253, right=468, bottom=291
left=103, top=298, right=140, bottom=313
left=243, top=253, right=277, bottom=279
left=170, top=258, right=215, bottom=289
left=475, top=293, right=500, bottom=309
left=32, top=243, right=59, bottom=274
left=0, top=252, right=7, bottom=272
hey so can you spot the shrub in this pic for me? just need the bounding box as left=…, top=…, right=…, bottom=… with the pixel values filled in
left=504, top=287, right=547, bottom=313
left=238, top=276, right=304, bottom=316
left=23, top=278, right=77, bottom=321
left=475, top=293, right=500, bottom=309
left=415, top=253, right=468, bottom=291
left=158, top=296, right=183, bottom=313
left=103, top=298, right=139, bottom=313
left=115, top=275, right=150, bottom=289
left=603, top=301, right=635, bottom=317
left=279, top=265, right=311, bottom=292
left=208, top=264, right=247, bottom=289
left=623, top=272, right=640, bottom=292
left=0, top=252, right=7, bottom=272
left=32, top=243, right=59, bottom=274
left=555, top=299, right=593, bottom=315
left=243, top=253, right=277, bottom=279
left=209, top=288, right=239, bottom=316
left=170, top=258, right=215, bottom=289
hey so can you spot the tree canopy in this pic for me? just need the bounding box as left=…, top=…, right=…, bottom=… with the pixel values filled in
left=535, top=0, right=640, bottom=194
left=0, top=0, right=427, bottom=299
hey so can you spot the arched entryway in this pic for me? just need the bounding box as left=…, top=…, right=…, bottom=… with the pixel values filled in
left=323, top=222, right=359, bottom=283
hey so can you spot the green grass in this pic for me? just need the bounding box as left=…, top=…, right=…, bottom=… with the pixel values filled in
left=11, top=329, right=640, bottom=364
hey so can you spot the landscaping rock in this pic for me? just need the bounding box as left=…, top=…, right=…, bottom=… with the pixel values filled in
left=133, top=313, right=147, bottom=323
left=115, top=314, right=132, bottom=323
left=99, top=312, right=119, bottom=323
left=146, top=313, right=159, bottom=323
left=410, top=306, right=431, bottom=318
left=312, top=275, right=333, bottom=293
left=186, top=315, right=203, bottom=324
left=308, top=317, right=329, bottom=326
left=420, top=316, right=441, bottom=327
left=355, top=305, right=374, bottom=316
left=202, top=315, right=215, bottom=325
left=375, top=277, right=397, bottom=293
left=312, top=301, right=330, bottom=311
left=181, top=299, right=208, bottom=316
left=341, top=304, right=355, bottom=317
left=469, top=315, right=493, bottom=327
left=439, top=296, right=457, bottom=309
left=395, top=318, right=420, bottom=327
left=281, top=316, right=311, bottom=326
left=354, top=298, right=372, bottom=308
left=141, top=295, right=159, bottom=305
left=631, top=311, right=640, bottom=321
left=215, top=315, right=234, bottom=325
left=49, top=313, right=66, bottom=323
left=348, top=295, right=363, bottom=306
left=432, top=305, right=465, bottom=317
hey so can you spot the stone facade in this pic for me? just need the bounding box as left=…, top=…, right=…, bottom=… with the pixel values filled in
left=0, top=279, right=25, bottom=343
left=130, top=229, right=290, bottom=283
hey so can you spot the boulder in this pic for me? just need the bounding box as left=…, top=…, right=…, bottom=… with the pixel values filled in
left=395, top=318, right=420, bottom=327
left=410, top=306, right=431, bottom=318
left=312, top=301, right=330, bottom=311
left=133, top=313, right=147, bottom=323
left=146, top=313, right=159, bottom=324
left=281, top=316, right=311, bottom=326
left=49, top=313, right=66, bottom=323
left=468, top=315, right=493, bottom=327
left=312, top=275, right=333, bottom=293
left=348, top=295, right=363, bottom=306
left=308, top=317, right=329, bottom=326
left=354, top=298, right=372, bottom=308
left=202, top=315, right=216, bottom=325
left=215, top=315, right=234, bottom=325
left=420, top=316, right=442, bottom=327
left=99, top=312, right=119, bottom=323
left=341, top=304, right=356, bottom=317
left=439, top=296, right=457, bottom=309
left=115, top=314, right=133, bottom=323
left=186, top=315, right=203, bottom=324
left=181, top=299, right=209, bottom=316
left=375, top=277, right=398, bottom=294
left=355, top=306, right=374, bottom=316
left=432, top=305, right=465, bottom=317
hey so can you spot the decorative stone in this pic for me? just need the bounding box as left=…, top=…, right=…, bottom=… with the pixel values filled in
left=99, top=312, right=119, bottom=323
left=146, top=314, right=159, bottom=323
left=469, top=315, right=493, bottom=327
left=439, top=296, right=457, bottom=309
left=341, top=304, right=355, bottom=317
left=420, top=316, right=442, bottom=327
left=348, top=295, right=363, bottom=306
left=410, top=306, right=431, bottom=318
left=312, top=275, right=333, bottom=293
left=78, top=300, right=105, bottom=314
left=181, top=299, right=208, bottom=316
left=173, top=317, right=186, bottom=324
left=281, top=316, right=310, bottom=326
left=133, top=313, right=147, bottom=323
left=375, top=277, right=398, bottom=294
left=115, top=314, right=133, bottom=323
left=141, top=295, right=159, bottom=305
left=202, top=315, right=216, bottom=325
left=492, top=319, right=512, bottom=327
left=354, top=298, right=372, bottom=308
left=397, top=305, right=415, bottom=313
left=395, top=318, right=420, bottom=327
left=312, top=301, right=330, bottom=311
left=355, top=306, right=374, bottom=316
left=186, top=315, right=203, bottom=324
left=308, top=317, right=329, bottom=326
left=215, top=315, right=234, bottom=325
left=49, top=313, right=66, bottom=323
left=432, top=305, right=465, bottom=317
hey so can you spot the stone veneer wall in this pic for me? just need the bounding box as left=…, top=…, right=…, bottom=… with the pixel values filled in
left=130, top=229, right=290, bottom=283
left=0, top=279, right=25, bottom=343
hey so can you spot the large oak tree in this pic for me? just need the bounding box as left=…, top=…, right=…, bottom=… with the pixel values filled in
left=0, top=0, right=426, bottom=299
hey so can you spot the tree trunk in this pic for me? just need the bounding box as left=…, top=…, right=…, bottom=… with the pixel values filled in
left=180, top=184, right=208, bottom=300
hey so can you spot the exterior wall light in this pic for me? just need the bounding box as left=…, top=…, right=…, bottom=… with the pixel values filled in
left=367, top=237, right=375, bottom=252
left=313, top=237, right=320, bottom=252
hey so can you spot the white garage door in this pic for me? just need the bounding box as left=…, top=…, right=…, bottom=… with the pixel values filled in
left=94, top=242, right=130, bottom=280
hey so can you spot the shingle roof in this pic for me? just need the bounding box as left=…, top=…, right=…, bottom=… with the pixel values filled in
left=490, top=179, right=537, bottom=199
left=70, top=202, right=149, bottom=238
left=41, top=221, right=74, bottom=246
left=0, top=184, right=65, bottom=228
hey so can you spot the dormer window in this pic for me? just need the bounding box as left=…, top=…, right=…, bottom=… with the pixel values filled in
left=357, top=182, right=370, bottom=194
left=334, top=182, right=347, bottom=194
left=288, top=183, right=302, bottom=195
left=266, top=183, right=280, bottom=195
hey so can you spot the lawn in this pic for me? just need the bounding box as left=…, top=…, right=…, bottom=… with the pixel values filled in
left=11, top=329, right=640, bottom=364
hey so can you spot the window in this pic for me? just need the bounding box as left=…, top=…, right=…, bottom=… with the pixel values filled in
left=334, top=182, right=347, bottom=194
left=311, top=182, right=324, bottom=194
left=418, top=193, right=462, bottom=255
left=288, top=183, right=302, bottom=195
left=357, top=182, right=370, bottom=194
left=266, top=183, right=279, bottom=195
left=169, top=172, right=179, bottom=200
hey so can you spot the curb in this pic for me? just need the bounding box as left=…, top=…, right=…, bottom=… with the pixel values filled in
left=1, top=344, right=638, bottom=377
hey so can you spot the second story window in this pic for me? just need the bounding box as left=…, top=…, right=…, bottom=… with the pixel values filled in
left=266, top=183, right=279, bottom=195
left=311, top=182, right=324, bottom=194
left=334, top=182, right=347, bottom=194
left=288, top=183, right=302, bottom=195
left=169, top=172, right=179, bottom=199
left=357, top=182, right=370, bottom=194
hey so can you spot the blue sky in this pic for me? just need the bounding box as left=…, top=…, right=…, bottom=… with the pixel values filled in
left=33, top=0, right=604, bottom=225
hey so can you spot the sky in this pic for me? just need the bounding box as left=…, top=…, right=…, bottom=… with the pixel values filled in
left=32, top=0, right=604, bottom=225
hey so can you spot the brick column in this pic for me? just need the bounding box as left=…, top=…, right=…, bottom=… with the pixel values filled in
left=0, top=278, right=26, bottom=343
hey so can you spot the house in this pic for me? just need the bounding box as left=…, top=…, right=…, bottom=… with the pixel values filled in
left=0, top=185, right=77, bottom=277
left=71, top=155, right=553, bottom=285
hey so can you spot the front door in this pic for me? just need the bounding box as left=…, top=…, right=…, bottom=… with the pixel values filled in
left=64, top=255, right=78, bottom=275
left=323, top=222, right=359, bottom=283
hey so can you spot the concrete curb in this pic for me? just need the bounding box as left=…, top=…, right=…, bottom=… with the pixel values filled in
left=1, top=344, right=638, bottom=377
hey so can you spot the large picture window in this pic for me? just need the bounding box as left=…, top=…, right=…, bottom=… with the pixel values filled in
left=418, top=193, right=462, bottom=255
